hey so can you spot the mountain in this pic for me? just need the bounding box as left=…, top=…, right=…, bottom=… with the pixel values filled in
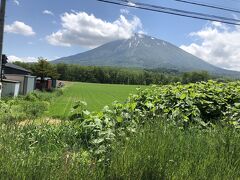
left=52, top=34, right=240, bottom=77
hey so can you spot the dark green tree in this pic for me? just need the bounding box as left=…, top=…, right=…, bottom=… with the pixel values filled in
left=32, top=58, right=59, bottom=89
left=33, top=58, right=59, bottom=80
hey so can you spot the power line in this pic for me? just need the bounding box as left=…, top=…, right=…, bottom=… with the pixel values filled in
left=174, top=0, right=240, bottom=14
left=118, top=0, right=240, bottom=23
left=131, top=0, right=240, bottom=23
left=97, top=0, right=240, bottom=26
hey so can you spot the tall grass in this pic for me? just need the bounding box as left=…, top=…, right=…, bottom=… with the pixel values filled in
left=0, top=120, right=239, bottom=179
left=107, top=121, right=240, bottom=179
left=0, top=123, right=103, bottom=179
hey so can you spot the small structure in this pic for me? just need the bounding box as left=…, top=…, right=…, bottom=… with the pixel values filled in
left=1, top=79, right=20, bottom=97
left=2, top=62, right=36, bottom=96
left=36, top=77, right=53, bottom=91
left=52, top=79, right=57, bottom=88
left=23, top=75, right=36, bottom=94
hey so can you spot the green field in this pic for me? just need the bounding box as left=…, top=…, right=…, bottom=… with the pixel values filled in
left=47, top=82, right=143, bottom=118
left=1, top=81, right=240, bottom=179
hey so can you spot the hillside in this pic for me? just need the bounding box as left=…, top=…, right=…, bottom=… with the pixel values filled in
left=52, top=34, right=240, bottom=77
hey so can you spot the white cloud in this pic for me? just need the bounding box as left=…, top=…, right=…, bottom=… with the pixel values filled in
left=5, top=21, right=35, bottom=36
left=43, top=10, right=54, bottom=16
left=180, top=22, right=240, bottom=71
left=120, top=9, right=129, bottom=15
left=13, top=0, right=19, bottom=6
left=46, top=11, right=142, bottom=48
left=127, top=2, right=136, bottom=7
left=8, top=55, right=37, bottom=63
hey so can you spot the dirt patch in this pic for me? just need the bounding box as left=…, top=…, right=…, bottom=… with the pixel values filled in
left=18, top=118, right=62, bottom=126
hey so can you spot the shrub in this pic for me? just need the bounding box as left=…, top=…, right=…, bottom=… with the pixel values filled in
left=0, top=90, right=61, bottom=123
left=21, top=101, right=49, bottom=119
left=68, top=81, right=240, bottom=159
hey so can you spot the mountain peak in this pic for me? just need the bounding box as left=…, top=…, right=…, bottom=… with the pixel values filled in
left=52, top=35, right=240, bottom=77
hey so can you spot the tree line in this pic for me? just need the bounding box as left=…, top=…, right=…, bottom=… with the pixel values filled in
left=13, top=58, right=229, bottom=85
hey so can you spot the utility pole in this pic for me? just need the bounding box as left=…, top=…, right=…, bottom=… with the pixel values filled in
left=0, top=0, right=6, bottom=98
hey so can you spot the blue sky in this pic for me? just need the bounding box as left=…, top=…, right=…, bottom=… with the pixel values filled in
left=3, top=0, right=240, bottom=70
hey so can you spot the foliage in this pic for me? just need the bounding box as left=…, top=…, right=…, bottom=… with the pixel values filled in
left=119, top=80, right=240, bottom=128
left=1, top=81, right=240, bottom=178
left=3, top=80, right=240, bottom=158
left=0, top=90, right=62, bottom=123
left=106, top=121, right=240, bottom=179
left=0, top=123, right=100, bottom=179
left=223, top=103, right=240, bottom=129
left=65, top=81, right=240, bottom=159
left=0, top=118, right=239, bottom=179
left=54, top=63, right=182, bottom=85
left=32, top=58, right=59, bottom=80
left=182, top=71, right=210, bottom=84
left=14, top=61, right=222, bottom=85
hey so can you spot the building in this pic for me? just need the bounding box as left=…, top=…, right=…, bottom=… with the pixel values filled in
left=36, top=77, right=53, bottom=91
left=1, top=79, right=20, bottom=97
left=2, top=63, right=36, bottom=97
left=4, top=63, right=31, bottom=75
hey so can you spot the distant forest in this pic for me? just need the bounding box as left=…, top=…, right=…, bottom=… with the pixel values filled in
left=14, top=60, right=231, bottom=85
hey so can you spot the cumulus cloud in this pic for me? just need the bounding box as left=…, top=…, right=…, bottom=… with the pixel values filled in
left=180, top=22, right=240, bottom=71
left=5, top=21, right=35, bottom=36
left=8, top=55, right=37, bottom=63
left=43, top=10, right=54, bottom=16
left=46, top=11, right=143, bottom=48
left=13, top=0, right=19, bottom=6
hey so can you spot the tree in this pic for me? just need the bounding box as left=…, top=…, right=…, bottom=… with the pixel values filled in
left=56, top=63, right=68, bottom=80
left=182, top=71, right=210, bottom=84
left=33, top=58, right=59, bottom=79
left=33, top=58, right=59, bottom=89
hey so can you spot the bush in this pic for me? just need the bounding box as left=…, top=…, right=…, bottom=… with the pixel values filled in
left=21, top=101, right=49, bottom=119
left=0, top=90, right=62, bottom=123
left=67, top=81, right=240, bottom=160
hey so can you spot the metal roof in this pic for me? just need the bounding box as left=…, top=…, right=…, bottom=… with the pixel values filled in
left=2, top=79, right=21, bottom=83
left=4, top=63, right=31, bottom=73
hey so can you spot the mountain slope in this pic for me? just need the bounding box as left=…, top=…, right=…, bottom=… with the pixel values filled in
left=52, top=34, right=240, bottom=77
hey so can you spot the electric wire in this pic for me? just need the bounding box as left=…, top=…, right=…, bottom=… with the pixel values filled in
left=174, top=0, right=240, bottom=14
left=97, top=0, right=240, bottom=25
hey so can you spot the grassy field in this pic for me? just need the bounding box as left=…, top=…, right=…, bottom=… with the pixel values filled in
left=47, top=82, right=143, bottom=118
left=1, top=81, right=240, bottom=179
left=105, top=121, right=240, bottom=179
left=1, top=119, right=239, bottom=179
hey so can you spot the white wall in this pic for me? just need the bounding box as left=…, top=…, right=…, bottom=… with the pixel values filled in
left=24, top=76, right=36, bottom=95
left=6, top=75, right=36, bottom=95
left=2, top=81, right=20, bottom=97
left=5, top=74, right=25, bottom=94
